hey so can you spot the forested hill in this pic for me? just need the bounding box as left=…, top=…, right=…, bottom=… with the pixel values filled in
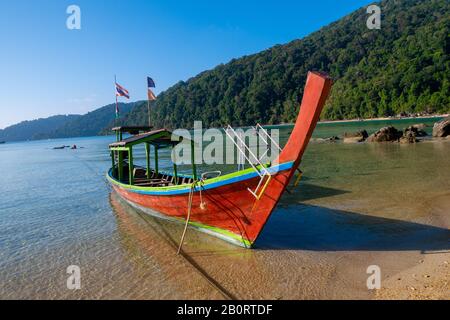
left=47, top=102, right=136, bottom=139
left=0, top=102, right=136, bottom=142
left=0, top=115, right=81, bottom=142
left=123, top=0, right=449, bottom=128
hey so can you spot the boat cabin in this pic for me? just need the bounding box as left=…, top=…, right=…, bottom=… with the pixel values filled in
left=109, top=128, right=197, bottom=187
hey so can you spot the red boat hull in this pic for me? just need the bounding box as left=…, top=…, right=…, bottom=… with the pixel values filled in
left=112, top=165, right=294, bottom=247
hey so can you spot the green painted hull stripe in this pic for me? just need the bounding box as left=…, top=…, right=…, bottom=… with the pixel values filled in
left=107, top=161, right=294, bottom=195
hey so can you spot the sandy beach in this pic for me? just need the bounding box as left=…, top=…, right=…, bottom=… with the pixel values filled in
left=318, top=114, right=449, bottom=125
left=375, top=193, right=450, bottom=300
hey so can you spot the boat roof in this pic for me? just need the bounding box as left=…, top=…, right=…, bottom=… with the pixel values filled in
left=112, top=126, right=153, bottom=135
left=109, top=128, right=191, bottom=149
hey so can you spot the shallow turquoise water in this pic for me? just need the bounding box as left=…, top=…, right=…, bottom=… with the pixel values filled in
left=0, top=118, right=448, bottom=299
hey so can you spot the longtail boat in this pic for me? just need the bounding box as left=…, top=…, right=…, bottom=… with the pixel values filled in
left=107, top=71, right=332, bottom=248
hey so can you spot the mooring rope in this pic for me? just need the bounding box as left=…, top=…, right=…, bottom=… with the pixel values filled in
left=177, top=178, right=208, bottom=254
left=177, top=181, right=197, bottom=255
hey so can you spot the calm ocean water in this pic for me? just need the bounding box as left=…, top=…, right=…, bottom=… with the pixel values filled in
left=0, top=118, right=449, bottom=299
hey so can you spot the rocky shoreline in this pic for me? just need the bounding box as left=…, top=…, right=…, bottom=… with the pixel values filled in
left=314, top=116, right=450, bottom=144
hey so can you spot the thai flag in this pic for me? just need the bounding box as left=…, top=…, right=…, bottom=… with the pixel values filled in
left=147, top=77, right=156, bottom=101
left=115, top=82, right=130, bottom=99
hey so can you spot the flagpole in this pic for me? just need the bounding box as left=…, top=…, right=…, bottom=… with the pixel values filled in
left=147, top=99, right=151, bottom=128
left=114, top=75, right=119, bottom=123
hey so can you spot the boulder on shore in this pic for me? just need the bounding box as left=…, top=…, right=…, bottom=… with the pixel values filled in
left=343, top=130, right=368, bottom=143
left=400, top=130, right=418, bottom=144
left=314, top=136, right=340, bottom=143
left=405, top=124, right=428, bottom=137
left=326, top=136, right=340, bottom=142
left=403, top=126, right=427, bottom=139
left=367, top=126, right=402, bottom=142
left=410, top=123, right=427, bottom=130
left=432, top=117, right=450, bottom=137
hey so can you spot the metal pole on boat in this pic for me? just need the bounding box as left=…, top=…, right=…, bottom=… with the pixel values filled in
left=145, top=143, right=151, bottom=179
left=172, top=146, right=178, bottom=184
left=190, top=140, right=197, bottom=180
left=118, top=151, right=124, bottom=181
left=154, top=146, right=159, bottom=175
left=110, top=151, right=115, bottom=177
left=128, top=147, right=134, bottom=185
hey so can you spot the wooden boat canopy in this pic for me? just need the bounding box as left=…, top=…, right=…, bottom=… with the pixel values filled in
left=109, top=128, right=198, bottom=187
left=112, top=126, right=153, bottom=134
left=109, top=128, right=189, bottom=149
left=112, top=126, right=154, bottom=141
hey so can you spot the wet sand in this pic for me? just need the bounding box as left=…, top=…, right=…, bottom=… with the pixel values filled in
left=375, top=193, right=450, bottom=300
left=109, top=190, right=449, bottom=300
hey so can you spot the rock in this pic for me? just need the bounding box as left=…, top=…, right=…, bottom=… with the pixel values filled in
left=405, top=125, right=427, bottom=137
left=367, top=126, right=402, bottom=142
left=344, top=130, right=369, bottom=138
left=411, top=123, right=427, bottom=130
left=343, top=137, right=363, bottom=143
left=400, top=130, right=418, bottom=144
left=397, top=112, right=408, bottom=118
left=325, top=136, right=340, bottom=142
left=315, top=136, right=340, bottom=143
left=343, top=130, right=368, bottom=143
left=432, top=116, right=450, bottom=137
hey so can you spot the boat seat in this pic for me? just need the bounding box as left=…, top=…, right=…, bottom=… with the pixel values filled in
left=134, top=179, right=171, bottom=187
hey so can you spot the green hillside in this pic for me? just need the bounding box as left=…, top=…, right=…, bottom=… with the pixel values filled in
left=0, top=102, right=136, bottom=142
left=49, top=102, right=136, bottom=139
left=0, top=115, right=81, bottom=142
left=123, top=0, right=449, bottom=128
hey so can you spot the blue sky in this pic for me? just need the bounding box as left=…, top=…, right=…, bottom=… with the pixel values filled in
left=0, top=0, right=372, bottom=129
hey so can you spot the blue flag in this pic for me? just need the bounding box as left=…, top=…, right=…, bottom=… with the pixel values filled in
left=147, top=77, right=156, bottom=88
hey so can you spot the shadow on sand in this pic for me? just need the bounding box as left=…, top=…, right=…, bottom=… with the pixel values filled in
left=283, top=182, right=350, bottom=202
left=256, top=193, right=450, bottom=252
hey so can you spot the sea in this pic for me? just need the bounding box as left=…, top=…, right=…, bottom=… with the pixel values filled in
left=0, top=117, right=449, bottom=299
